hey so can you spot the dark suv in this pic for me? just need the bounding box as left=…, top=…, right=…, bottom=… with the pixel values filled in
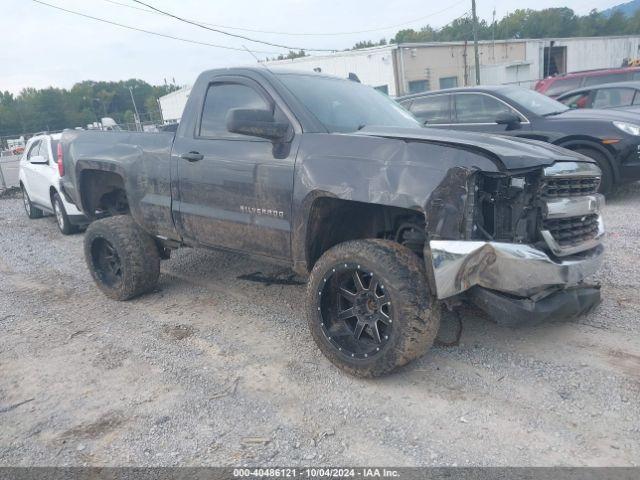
left=398, top=85, right=640, bottom=193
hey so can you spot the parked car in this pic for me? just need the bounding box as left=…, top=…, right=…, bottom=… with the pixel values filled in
left=534, top=66, right=640, bottom=98
left=59, top=68, right=604, bottom=377
left=19, top=133, right=88, bottom=234
left=398, top=85, right=640, bottom=193
left=556, top=81, right=640, bottom=112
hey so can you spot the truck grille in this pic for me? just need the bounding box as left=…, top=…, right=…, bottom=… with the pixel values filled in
left=542, top=214, right=600, bottom=247
left=541, top=177, right=600, bottom=197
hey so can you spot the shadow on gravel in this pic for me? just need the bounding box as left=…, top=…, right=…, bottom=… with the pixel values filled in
left=237, top=270, right=305, bottom=286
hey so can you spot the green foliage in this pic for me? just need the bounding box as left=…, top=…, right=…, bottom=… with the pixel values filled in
left=352, top=38, right=387, bottom=50
left=371, top=7, right=640, bottom=47
left=264, top=49, right=309, bottom=61
left=0, top=79, right=178, bottom=137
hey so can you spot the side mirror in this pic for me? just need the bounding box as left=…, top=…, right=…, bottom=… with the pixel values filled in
left=29, top=155, right=48, bottom=164
left=226, top=109, right=288, bottom=141
left=495, top=111, right=521, bottom=126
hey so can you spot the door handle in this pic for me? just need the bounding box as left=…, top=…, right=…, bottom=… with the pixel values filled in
left=181, top=151, right=203, bottom=162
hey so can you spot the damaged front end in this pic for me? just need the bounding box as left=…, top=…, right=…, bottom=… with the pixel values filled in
left=424, top=161, right=604, bottom=325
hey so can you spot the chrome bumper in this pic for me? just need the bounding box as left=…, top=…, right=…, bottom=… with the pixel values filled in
left=429, top=240, right=604, bottom=299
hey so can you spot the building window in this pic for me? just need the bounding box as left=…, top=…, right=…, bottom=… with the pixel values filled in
left=408, top=80, right=430, bottom=94
left=543, top=45, right=567, bottom=77
left=374, top=85, right=389, bottom=95
left=439, top=76, right=458, bottom=89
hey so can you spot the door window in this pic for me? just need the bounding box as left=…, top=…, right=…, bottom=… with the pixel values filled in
left=38, top=140, right=51, bottom=162
left=26, top=140, right=41, bottom=160
left=559, top=91, right=591, bottom=109
left=592, top=88, right=635, bottom=108
left=453, top=94, right=513, bottom=124
left=199, top=83, right=270, bottom=138
left=409, top=95, right=451, bottom=124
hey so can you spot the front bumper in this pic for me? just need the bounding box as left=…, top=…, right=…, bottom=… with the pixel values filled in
left=468, top=285, right=601, bottom=326
left=428, top=240, right=603, bottom=324
left=429, top=240, right=604, bottom=299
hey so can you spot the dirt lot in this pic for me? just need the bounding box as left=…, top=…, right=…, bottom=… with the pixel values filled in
left=1, top=184, right=639, bottom=467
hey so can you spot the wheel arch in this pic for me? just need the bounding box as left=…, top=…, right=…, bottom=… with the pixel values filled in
left=293, top=193, right=425, bottom=276
left=78, top=168, right=129, bottom=218
left=49, top=185, right=59, bottom=206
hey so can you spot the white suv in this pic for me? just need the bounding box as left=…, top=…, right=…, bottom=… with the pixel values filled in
left=19, top=133, right=88, bottom=234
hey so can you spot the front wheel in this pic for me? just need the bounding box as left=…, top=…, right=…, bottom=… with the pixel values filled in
left=84, top=215, right=160, bottom=300
left=52, top=192, right=77, bottom=235
left=22, top=187, right=43, bottom=219
left=307, top=239, right=440, bottom=377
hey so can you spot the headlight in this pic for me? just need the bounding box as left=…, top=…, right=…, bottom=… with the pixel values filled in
left=613, top=121, right=640, bottom=136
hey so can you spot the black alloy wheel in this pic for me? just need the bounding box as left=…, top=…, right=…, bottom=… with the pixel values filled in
left=307, top=239, right=440, bottom=377
left=318, top=264, right=394, bottom=359
left=91, top=237, right=123, bottom=289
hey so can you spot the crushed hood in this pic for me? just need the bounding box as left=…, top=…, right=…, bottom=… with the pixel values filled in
left=354, top=126, right=590, bottom=170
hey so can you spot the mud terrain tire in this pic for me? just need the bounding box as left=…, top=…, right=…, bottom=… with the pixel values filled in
left=307, top=239, right=440, bottom=377
left=84, top=215, right=160, bottom=300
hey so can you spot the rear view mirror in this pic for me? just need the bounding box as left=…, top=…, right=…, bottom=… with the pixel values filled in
left=226, top=109, right=288, bottom=141
left=29, top=155, right=47, bottom=164
left=495, top=111, right=521, bottom=128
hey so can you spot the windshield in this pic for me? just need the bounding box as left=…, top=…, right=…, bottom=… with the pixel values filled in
left=277, top=73, right=421, bottom=132
left=500, top=86, right=569, bottom=116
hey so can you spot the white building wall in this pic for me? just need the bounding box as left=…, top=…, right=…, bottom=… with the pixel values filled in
left=266, top=46, right=398, bottom=95
left=159, top=85, right=191, bottom=122
left=474, top=62, right=534, bottom=87
left=525, top=36, right=640, bottom=81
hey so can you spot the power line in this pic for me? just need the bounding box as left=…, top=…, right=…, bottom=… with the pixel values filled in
left=31, top=0, right=282, bottom=54
left=102, top=0, right=467, bottom=36
left=130, top=0, right=334, bottom=51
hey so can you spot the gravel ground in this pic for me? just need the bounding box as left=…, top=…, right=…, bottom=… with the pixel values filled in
left=1, top=183, right=639, bottom=467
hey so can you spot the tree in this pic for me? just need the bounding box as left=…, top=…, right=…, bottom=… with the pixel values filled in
left=0, top=79, right=179, bottom=137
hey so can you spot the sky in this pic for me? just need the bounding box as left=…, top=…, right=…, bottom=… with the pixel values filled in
left=1, top=0, right=628, bottom=94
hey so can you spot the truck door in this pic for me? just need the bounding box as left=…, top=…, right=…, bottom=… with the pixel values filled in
left=172, top=76, right=296, bottom=260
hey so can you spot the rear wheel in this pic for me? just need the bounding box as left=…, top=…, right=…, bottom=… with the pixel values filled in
left=84, top=215, right=160, bottom=300
left=22, top=187, right=43, bottom=219
left=307, top=239, right=440, bottom=377
left=52, top=192, right=77, bottom=235
left=572, top=147, right=614, bottom=194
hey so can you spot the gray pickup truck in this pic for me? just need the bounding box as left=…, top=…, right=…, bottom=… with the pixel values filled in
left=59, top=67, right=604, bottom=377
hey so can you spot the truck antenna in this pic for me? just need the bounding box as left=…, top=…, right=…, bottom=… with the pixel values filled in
left=242, top=45, right=275, bottom=76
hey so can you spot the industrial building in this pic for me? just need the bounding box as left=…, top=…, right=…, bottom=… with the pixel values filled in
left=158, top=35, right=640, bottom=121
left=158, top=85, right=191, bottom=123
left=266, top=35, right=640, bottom=96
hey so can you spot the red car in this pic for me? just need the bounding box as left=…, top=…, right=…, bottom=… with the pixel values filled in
left=535, top=66, right=640, bottom=98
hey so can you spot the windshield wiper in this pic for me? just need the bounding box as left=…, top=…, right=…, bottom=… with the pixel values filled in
left=357, top=124, right=367, bottom=131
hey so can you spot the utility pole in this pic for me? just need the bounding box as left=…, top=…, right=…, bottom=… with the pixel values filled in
left=491, top=7, right=496, bottom=61
left=128, top=86, right=142, bottom=132
left=472, top=0, right=481, bottom=85
left=463, top=40, right=469, bottom=86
